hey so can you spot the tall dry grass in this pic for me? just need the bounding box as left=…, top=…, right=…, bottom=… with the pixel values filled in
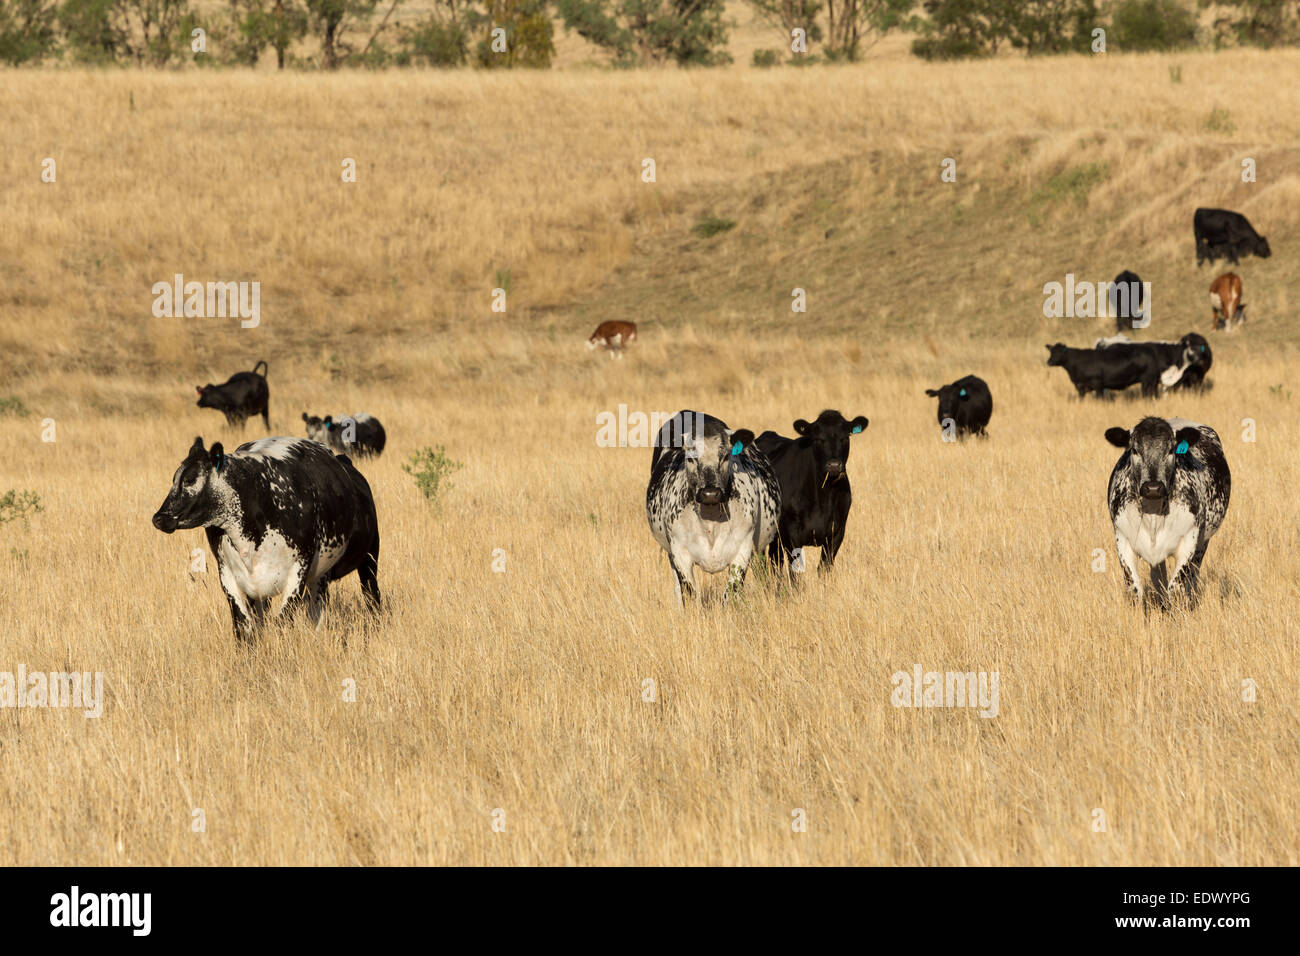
left=0, top=51, right=1298, bottom=864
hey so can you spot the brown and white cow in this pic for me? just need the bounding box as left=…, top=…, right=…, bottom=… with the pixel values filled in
left=587, top=320, right=637, bottom=358
left=1209, top=273, right=1245, bottom=331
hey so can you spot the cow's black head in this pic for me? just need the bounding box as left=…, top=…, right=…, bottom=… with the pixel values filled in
left=925, top=382, right=977, bottom=427
left=683, top=424, right=755, bottom=522
left=195, top=384, right=226, bottom=410
left=1254, top=235, right=1271, bottom=259
left=152, top=436, right=227, bottom=534
left=1179, top=333, right=1212, bottom=372
left=792, top=410, right=869, bottom=483
left=302, top=412, right=334, bottom=444
left=1045, top=343, right=1070, bottom=367
left=1105, top=418, right=1201, bottom=515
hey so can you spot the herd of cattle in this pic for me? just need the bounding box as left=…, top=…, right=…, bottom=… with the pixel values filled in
left=153, top=207, right=1263, bottom=638
left=640, top=206, right=1262, bottom=613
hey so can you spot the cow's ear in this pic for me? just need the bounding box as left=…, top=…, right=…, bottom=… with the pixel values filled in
left=958, top=387, right=970, bottom=400
left=196, top=386, right=205, bottom=396
left=849, top=416, right=868, bottom=435
left=792, top=419, right=810, bottom=435
left=1105, top=427, right=1130, bottom=448
left=730, top=429, right=755, bottom=456
left=925, top=389, right=939, bottom=397
left=1174, top=427, right=1200, bottom=454
left=189, top=436, right=205, bottom=454
left=301, top=412, right=309, bottom=422
left=209, top=442, right=225, bottom=472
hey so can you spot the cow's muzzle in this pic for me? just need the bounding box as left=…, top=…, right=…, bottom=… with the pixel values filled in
left=1139, top=481, right=1168, bottom=515
left=152, top=511, right=179, bottom=534
left=695, top=486, right=728, bottom=523
left=824, top=459, right=845, bottom=481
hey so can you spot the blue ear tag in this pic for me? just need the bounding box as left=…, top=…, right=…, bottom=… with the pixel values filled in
left=959, top=388, right=968, bottom=398
left=215, top=453, right=224, bottom=471
left=1176, top=440, right=1189, bottom=455
left=731, top=441, right=743, bottom=456
left=851, top=425, right=862, bottom=434
left=1200, top=345, right=1206, bottom=353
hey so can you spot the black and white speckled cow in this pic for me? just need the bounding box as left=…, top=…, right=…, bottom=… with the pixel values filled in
left=646, top=410, right=781, bottom=607
left=152, top=436, right=380, bottom=640
left=302, top=411, right=387, bottom=457
left=1104, top=417, right=1230, bottom=608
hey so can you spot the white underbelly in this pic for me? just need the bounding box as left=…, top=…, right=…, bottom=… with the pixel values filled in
left=675, top=510, right=753, bottom=573
left=1115, top=503, right=1195, bottom=565
left=220, top=530, right=301, bottom=600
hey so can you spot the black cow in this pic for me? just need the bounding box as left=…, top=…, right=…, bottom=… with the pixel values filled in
left=1109, top=270, right=1145, bottom=333
left=925, top=375, right=992, bottom=437
left=1194, top=208, right=1271, bottom=266
left=755, top=409, right=869, bottom=579
left=1046, top=343, right=1169, bottom=397
left=196, top=361, right=269, bottom=430
left=152, top=436, right=380, bottom=641
left=1093, top=334, right=1212, bottom=391
left=303, top=412, right=387, bottom=457
left=1104, top=417, right=1230, bottom=609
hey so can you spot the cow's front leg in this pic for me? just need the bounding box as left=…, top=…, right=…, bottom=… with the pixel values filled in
left=276, top=563, right=309, bottom=620
left=668, top=548, right=695, bottom=608
left=820, top=523, right=845, bottom=574
left=723, top=543, right=755, bottom=604
left=1168, top=529, right=1202, bottom=604
left=217, top=561, right=255, bottom=643
left=1115, top=533, right=1142, bottom=603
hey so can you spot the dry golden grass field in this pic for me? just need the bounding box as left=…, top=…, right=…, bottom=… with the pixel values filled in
left=1, top=47, right=1299, bottom=865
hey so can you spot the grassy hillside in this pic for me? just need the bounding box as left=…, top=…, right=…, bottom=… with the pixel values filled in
left=0, top=51, right=1297, bottom=865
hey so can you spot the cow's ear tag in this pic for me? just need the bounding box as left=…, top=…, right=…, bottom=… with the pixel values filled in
left=215, top=452, right=225, bottom=471
left=730, top=441, right=744, bottom=456
left=851, top=425, right=862, bottom=434
left=1200, top=345, right=1207, bottom=353
left=959, top=388, right=968, bottom=398
left=1176, top=440, right=1189, bottom=455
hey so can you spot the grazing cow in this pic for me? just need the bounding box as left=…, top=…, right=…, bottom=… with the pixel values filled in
left=152, top=436, right=381, bottom=641
left=925, top=375, right=992, bottom=437
left=1104, top=417, right=1230, bottom=608
left=1109, top=270, right=1145, bottom=332
left=1094, top=335, right=1210, bottom=391
left=196, top=360, right=270, bottom=430
left=755, top=409, right=869, bottom=579
left=1209, top=273, right=1245, bottom=331
left=1194, top=208, right=1271, bottom=266
left=587, top=320, right=638, bottom=358
left=1046, top=343, right=1171, bottom=397
left=646, top=410, right=780, bottom=607
left=303, top=412, right=387, bottom=457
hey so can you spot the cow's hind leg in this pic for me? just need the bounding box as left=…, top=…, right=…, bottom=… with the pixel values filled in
left=358, top=551, right=381, bottom=613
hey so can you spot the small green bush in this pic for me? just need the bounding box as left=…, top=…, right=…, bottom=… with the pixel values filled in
left=691, top=215, right=736, bottom=238
left=0, top=490, right=43, bottom=529
left=402, top=447, right=463, bottom=508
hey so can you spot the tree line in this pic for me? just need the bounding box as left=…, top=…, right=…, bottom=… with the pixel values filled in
left=0, top=0, right=1296, bottom=68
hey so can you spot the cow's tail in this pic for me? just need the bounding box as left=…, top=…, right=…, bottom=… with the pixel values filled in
left=252, top=360, right=268, bottom=378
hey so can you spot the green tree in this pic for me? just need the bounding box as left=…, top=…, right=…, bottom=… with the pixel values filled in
left=0, top=0, right=60, bottom=63
left=1209, top=0, right=1300, bottom=47
left=1110, top=0, right=1196, bottom=51
left=823, top=0, right=915, bottom=61
left=556, top=0, right=732, bottom=66
left=474, top=0, right=553, bottom=66
left=59, top=0, right=198, bottom=64
left=303, top=0, right=381, bottom=68
left=226, top=0, right=308, bottom=67
left=745, top=0, right=823, bottom=52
